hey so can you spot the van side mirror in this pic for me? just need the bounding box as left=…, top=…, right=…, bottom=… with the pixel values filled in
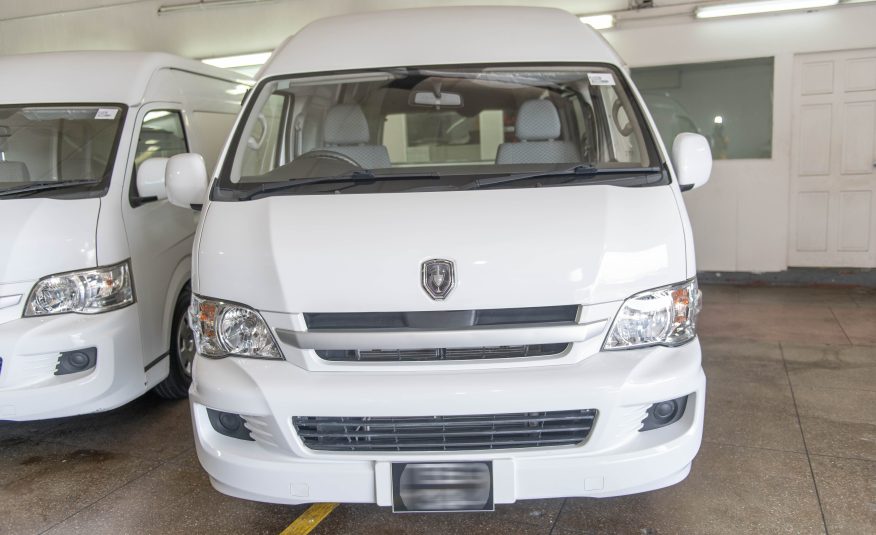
left=671, top=133, right=712, bottom=191
left=136, top=157, right=168, bottom=200
left=166, top=153, right=208, bottom=210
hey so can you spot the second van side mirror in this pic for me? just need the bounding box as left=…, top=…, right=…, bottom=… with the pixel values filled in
left=671, top=133, right=712, bottom=191
left=166, top=153, right=208, bottom=210
left=136, top=157, right=169, bottom=200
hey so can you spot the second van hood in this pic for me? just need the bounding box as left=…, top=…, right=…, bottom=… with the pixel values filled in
left=196, top=185, right=688, bottom=312
left=0, top=198, right=99, bottom=284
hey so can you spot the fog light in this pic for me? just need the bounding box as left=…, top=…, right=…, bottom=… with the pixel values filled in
left=640, top=395, right=689, bottom=431
left=55, top=347, right=97, bottom=375
left=653, top=401, right=677, bottom=420
left=206, top=408, right=254, bottom=441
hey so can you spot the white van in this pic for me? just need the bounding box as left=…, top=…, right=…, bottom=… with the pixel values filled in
left=0, top=51, right=250, bottom=420
left=168, top=7, right=712, bottom=510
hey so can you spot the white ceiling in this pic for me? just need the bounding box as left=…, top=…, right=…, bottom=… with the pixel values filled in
left=0, top=0, right=868, bottom=58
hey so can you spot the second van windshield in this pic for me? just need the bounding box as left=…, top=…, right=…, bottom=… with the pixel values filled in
left=218, top=65, right=661, bottom=198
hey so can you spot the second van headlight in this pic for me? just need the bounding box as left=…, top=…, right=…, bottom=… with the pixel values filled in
left=190, top=295, right=281, bottom=359
left=24, top=261, right=134, bottom=316
left=603, top=278, right=702, bottom=350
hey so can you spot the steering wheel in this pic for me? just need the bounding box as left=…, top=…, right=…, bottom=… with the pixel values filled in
left=612, top=99, right=634, bottom=137
left=297, top=149, right=362, bottom=168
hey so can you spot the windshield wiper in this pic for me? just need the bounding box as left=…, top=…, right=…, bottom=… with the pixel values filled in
left=0, top=180, right=100, bottom=198
left=239, top=170, right=440, bottom=200
left=462, top=165, right=662, bottom=190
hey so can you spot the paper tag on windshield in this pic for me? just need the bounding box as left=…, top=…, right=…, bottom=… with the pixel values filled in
left=587, top=73, right=615, bottom=86
left=95, top=108, right=118, bottom=120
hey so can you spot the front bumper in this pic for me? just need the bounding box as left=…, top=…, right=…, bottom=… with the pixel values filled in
left=0, top=305, right=146, bottom=420
left=190, top=339, right=705, bottom=505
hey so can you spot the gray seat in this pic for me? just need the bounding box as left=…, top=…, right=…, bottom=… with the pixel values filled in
left=0, top=160, right=31, bottom=182
left=322, top=104, right=391, bottom=169
left=496, top=100, right=580, bottom=165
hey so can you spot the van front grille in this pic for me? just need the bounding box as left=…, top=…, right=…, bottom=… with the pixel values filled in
left=304, top=305, right=578, bottom=330
left=292, top=409, right=597, bottom=452
left=315, top=343, right=569, bottom=362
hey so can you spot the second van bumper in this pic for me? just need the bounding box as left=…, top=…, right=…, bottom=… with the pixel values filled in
left=0, top=306, right=147, bottom=421
left=190, top=339, right=705, bottom=505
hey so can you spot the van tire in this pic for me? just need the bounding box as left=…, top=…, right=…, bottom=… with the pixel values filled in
left=154, top=287, right=194, bottom=400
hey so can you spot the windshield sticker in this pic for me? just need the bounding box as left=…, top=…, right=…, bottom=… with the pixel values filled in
left=587, top=73, right=616, bottom=86
left=94, top=108, right=119, bottom=120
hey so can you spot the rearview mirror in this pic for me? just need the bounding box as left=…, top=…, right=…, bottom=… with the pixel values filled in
left=136, top=157, right=168, bottom=200
left=165, top=153, right=208, bottom=209
left=671, top=133, right=712, bottom=191
left=411, top=91, right=463, bottom=108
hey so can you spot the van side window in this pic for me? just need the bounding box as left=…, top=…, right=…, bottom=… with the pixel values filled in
left=130, top=110, right=188, bottom=206
left=240, top=94, right=287, bottom=177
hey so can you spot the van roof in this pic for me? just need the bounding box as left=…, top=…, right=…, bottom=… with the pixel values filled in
left=0, top=51, right=250, bottom=106
left=260, top=7, right=624, bottom=79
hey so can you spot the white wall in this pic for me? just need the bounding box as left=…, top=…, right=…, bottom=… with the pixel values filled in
left=2, top=0, right=875, bottom=272
left=605, top=3, right=876, bottom=272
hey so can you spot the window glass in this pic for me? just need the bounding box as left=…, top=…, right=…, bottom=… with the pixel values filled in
left=220, top=65, right=660, bottom=198
left=134, top=110, right=187, bottom=169
left=384, top=110, right=506, bottom=164
left=632, top=57, right=774, bottom=159
left=0, top=105, right=124, bottom=187
left=240, top=94, right=286, bottom=176
left=130, top=110, right=187, bottom=202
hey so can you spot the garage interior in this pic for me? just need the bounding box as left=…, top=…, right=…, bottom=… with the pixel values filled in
left=1, top=0, right=875, bottom=534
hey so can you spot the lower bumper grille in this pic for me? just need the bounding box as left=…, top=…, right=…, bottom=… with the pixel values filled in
left=293, top=409, right=598, bottom=452
left=316, top=343, right=569, bottom=362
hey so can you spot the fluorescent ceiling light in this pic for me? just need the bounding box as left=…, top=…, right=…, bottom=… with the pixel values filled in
left=202, top=52, right=271, bottom=69
left=579, top=14, right=615, bottom=30
left=695, top=0, right=839, bottom=19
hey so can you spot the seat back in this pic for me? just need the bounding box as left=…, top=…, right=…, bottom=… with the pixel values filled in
left=0, top=160, right=31, bottom=182
left=496, top=100, right=580, bottom=165
left=322, top=104, right=391, bottom=169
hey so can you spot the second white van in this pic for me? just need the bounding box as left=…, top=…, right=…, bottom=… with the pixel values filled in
left=0, top=51, right=251, bottom=420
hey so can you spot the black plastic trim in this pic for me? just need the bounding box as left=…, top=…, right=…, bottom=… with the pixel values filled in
left=55, top=347, right=97, bottom=375
left=207, top=408, right=254, bottom=441
left=304, top=305, right=579, bottom=331
left=639, top=395, right=689, bottom=432
left=144, top=352, right=169, bottom=372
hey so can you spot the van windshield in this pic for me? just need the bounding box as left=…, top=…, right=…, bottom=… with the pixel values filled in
left=0, top=104, right=125, bottom=198
left=217, top=65, right=663, bottom=199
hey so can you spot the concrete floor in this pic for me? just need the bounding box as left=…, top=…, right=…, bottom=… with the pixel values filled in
left=1, top=284, right=875, bottom=534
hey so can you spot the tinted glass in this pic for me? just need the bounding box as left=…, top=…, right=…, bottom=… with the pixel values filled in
left=219, top=65, right=660, bottom=197
left=0, top=105, right=124, bottom=191
left=633, top=58, right=774, bottom=159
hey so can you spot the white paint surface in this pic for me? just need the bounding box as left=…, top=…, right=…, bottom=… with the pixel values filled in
left=1, top=1, right=876, bottom=270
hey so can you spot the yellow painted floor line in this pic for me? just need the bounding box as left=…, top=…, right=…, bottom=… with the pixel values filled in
left=279, top=502, right=339, bottom=535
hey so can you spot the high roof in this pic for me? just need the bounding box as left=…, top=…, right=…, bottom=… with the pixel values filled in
left=0, top=51, right=249, bottom=106
left=260, top=7, right=624, bottom=79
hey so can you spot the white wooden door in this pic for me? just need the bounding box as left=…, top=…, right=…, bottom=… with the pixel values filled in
left=790, top=49, right=876, bottom=267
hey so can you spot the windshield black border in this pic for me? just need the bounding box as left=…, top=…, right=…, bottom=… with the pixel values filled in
left=0, top=102, right=129, bottom=199
left=213, top=63, right=665, bottom=201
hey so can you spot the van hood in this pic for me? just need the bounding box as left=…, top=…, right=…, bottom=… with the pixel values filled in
left=197, top=185, right=687, bottom=312
left=0, top=198, right=99, bottom=284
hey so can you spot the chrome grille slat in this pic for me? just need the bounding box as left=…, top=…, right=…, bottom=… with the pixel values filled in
left=316, top=343, right=569, bottom=362
left=293, top=410, right=597, bottom=452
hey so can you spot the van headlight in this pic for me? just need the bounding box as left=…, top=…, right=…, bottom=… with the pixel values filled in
left=190, top=295, right=282, bottom=359
left=24, top=261, right=134, bottom=317
left=603, top=278, right=702, bottom=350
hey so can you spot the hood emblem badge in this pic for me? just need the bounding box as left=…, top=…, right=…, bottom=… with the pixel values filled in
left=421, top=259, right=455, bottom=301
